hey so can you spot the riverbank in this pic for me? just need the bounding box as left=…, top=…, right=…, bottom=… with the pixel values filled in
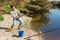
left=0, top=14, right=43, bottom=40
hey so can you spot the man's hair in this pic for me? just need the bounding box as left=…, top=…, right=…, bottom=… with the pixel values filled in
left=10, top=5, right=13, bottom=8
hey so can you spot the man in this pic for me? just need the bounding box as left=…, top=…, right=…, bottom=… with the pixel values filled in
left=8, top=5, right=23, bottom=32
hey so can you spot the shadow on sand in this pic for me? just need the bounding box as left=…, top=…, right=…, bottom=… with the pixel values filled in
left=12, top=35, right=19, bottom=37
left=12, top=35, right=31, bottom=40
left=0, top=27, right=8, bottom=31
left=0, top=27, right=8, bottom=30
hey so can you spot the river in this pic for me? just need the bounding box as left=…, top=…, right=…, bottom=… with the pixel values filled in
left=39, top=9, right=60, bottom=40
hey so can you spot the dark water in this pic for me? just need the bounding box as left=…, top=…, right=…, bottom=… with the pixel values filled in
left=39, top=9, right=60, bottom=40
left=28, top=8, right=60, bottom=40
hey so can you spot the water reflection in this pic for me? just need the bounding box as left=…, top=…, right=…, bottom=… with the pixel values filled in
left=51, top=5, right=60, bottom=10
left=39, top=9, right=60, bottom=40
left=30, top=10, right=50, bottom=32
left=28, top=6, right=60, bottom=40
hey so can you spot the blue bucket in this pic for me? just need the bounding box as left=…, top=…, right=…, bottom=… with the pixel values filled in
left=18, top=30, right=24, bottom=37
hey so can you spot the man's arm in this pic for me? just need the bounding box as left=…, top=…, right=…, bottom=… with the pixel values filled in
left=15, top=9, right=23, bottom=17
left=15, top=9, right=21, bottom=14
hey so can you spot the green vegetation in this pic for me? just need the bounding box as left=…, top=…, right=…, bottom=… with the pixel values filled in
left=2, top=5, right=11, bottom=14
left=0, top=0, right=50, bottom=15
left=0, top=15, right=4, bottom=21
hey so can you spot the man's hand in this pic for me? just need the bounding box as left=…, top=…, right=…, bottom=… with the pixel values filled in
left=20, top=14, right=24, bottom=17
left=18, top=14, right=24, bottom=17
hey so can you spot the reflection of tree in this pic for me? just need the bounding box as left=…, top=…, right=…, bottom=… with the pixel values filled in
left=30, top=12, right=50, bottom=32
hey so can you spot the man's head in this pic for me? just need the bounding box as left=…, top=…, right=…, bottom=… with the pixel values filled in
left=10, top=5, right=15, bottom=10
left=10, top=5, right=13, bottom=8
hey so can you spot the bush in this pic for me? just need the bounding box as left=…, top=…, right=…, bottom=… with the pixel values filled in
left=0, top=15, right=4, bottom=21
left=25, top=4, right=33, bottom=9
left=2, top=5, right=11, bottom=14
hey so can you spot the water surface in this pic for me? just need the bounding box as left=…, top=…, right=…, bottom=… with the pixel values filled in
left=39, top=9, right=60, bottom=40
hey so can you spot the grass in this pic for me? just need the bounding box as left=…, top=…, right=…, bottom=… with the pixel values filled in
left=0, top=15, right=4, bottom=21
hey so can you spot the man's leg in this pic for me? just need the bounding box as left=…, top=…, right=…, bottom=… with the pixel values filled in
left=11, top=18, right=16, bottom=28
left=8, top=18, right=16, bottom=32
left=16, top=18, right=22, bottom=30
